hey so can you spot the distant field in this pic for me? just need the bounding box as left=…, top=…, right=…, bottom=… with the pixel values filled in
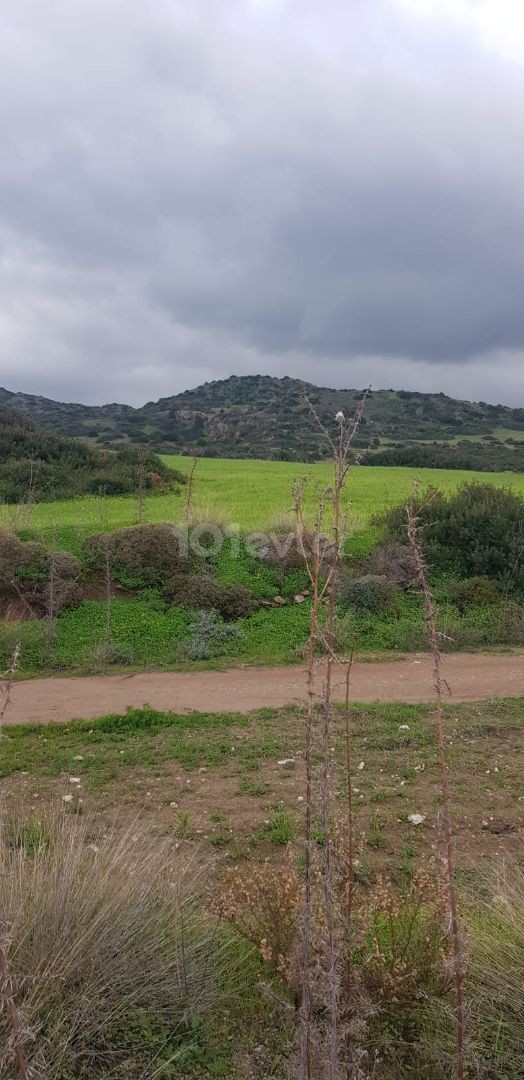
left=3, top=456, right=524, bottom=535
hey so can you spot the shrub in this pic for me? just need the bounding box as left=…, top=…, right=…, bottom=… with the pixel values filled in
left=0, top=812, right=231, bottom=1078
left=380, top=483, right=524, bottom=595
left=218, top=862, right=301, bottom=983
left=259, top=528, right=335, bottom=575
left=0, top=407, right=184, bottom=502
left=366, top=543, right=418, bottom=591
left=167, top=573, right=223, bottom=611
left=339, top=573, right=398, bottom=613
left=446, top=575, right=502, bottom=612
left=167, top=575, right=256, bottom=620
left=219, top=583, right=256, bottom=620
left=180, top=609, right=243, bottom=660
left=87, top=524, right=193, bottom=587
left=0, top=529, right=81, bottom=614
left=91, top=640, right=135, bottom=667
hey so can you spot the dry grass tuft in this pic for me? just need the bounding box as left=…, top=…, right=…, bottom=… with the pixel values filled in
left=0, top=810, right=230, bottom=1078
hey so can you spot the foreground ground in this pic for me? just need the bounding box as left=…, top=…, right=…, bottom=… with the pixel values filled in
left=2, top=651, right=523, bottom=725
left=1, top=697, right=522, bottom=880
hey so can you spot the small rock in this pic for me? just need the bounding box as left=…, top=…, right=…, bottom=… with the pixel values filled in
left=278, top=758, right=295, bottom=766
left=294, top=594, right=306, bottom=603
left=169, top=801, right=178, bottom=809
left=62, top=794, right=74, bottom=803
left=357, top=761, right=365, bottom=770
left=408, top=813, right=426, bottom=826
left=69, top=777, right=81, bottom=785
left=73, top=755, right=84, bottom=761
left=398, top=725, right=410, bottom=731
left=273, top=596, right=286, bottom=606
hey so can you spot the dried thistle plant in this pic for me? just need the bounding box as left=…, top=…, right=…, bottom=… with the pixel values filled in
left=406, top=482, right=466, bottom=1080
left=293, top=396, right=367, bottom=1079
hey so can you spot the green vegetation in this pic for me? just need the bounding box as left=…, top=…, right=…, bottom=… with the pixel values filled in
left=0, top=406, right=184, bottom=503
left=1, top=481, right=523, bottom=674
left=2, top=374, right=524, bottom=466
left=2, top=455, right=524, bottom=537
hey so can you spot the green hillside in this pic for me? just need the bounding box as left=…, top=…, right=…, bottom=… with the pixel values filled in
left=2, top=375, right=524, bottom=468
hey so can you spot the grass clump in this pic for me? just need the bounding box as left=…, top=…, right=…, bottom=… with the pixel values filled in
left=0, top=812, right=235, bottom=1078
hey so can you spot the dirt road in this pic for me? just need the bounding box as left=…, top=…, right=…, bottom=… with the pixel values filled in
left=1, top=653, right=523, bottom=726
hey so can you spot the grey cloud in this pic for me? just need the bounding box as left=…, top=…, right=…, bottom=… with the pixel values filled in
left=1, top=0, right=524, bottom=405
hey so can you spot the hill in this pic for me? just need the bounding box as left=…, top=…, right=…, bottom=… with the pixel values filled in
left=0, top=407, right=184, bottom=503
left=2, top=376, right=524, bottom=468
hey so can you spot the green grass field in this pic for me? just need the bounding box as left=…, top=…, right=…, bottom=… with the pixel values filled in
left=2, top=456, right=524, bottom=536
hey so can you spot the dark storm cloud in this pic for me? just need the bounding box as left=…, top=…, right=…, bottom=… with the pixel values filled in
left=1, top=0, right=524, bottom=405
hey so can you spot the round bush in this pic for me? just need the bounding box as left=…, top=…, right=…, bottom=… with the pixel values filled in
left=339, top=573, right=398, bottom=613
left=447, top=576, right=502, bottom=612
left=219, top=584, right=256, bottom=620
left=166, top=573, right=223, bottom=611
left=86, top=524, right=193, bottom=587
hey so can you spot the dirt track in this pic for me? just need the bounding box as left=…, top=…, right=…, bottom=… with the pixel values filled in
left=2, top=653, right=523, bottom=726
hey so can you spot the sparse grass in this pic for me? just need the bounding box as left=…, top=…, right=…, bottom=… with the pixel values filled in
left=1, top=698, right=521, bottom=879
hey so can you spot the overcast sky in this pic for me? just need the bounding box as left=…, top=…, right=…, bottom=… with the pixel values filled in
left=1, top=1, right=524, bottom=407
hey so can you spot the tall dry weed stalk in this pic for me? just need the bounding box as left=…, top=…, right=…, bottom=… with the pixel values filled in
left=184, top=455, right=200, bottom=526
left=135, top=445, right=147, bottom=525
left=0, top=645, right=31, bottom=1080
left=294, top=397, right=366, bottom=1079
left=406, top=485, right=465, bottom=1080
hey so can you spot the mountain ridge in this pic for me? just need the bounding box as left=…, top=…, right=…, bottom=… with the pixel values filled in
left=2, top=375, right=524, bottom=468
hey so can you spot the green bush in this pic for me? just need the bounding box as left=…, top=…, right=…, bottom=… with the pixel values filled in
left=446, top=575, right=502, bottom=612
left=381, top=483, right=524, bottom=594
left=0, top=406, right=184, bottom=502
left=340, top=573, right=399, bottom=614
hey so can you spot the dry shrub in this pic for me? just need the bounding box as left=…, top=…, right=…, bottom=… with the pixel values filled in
left=167, top=574, right=256, bottom=620
left=87, top=523, right=192, bottom=586
left=260, top=528, right=335, bottom=575
left=167, top=572, right=223, bottom=611
left=0, top=811, right=230, bottom=1078
left=219, top=856, right=457, bottom=1076
left=366, top=542, right=418, bottom=591
left=218, top=862, right=301, bottom=986
left=361, top=865, right=450, bottom=1008
left=0, top=528, right=80, bottom=614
